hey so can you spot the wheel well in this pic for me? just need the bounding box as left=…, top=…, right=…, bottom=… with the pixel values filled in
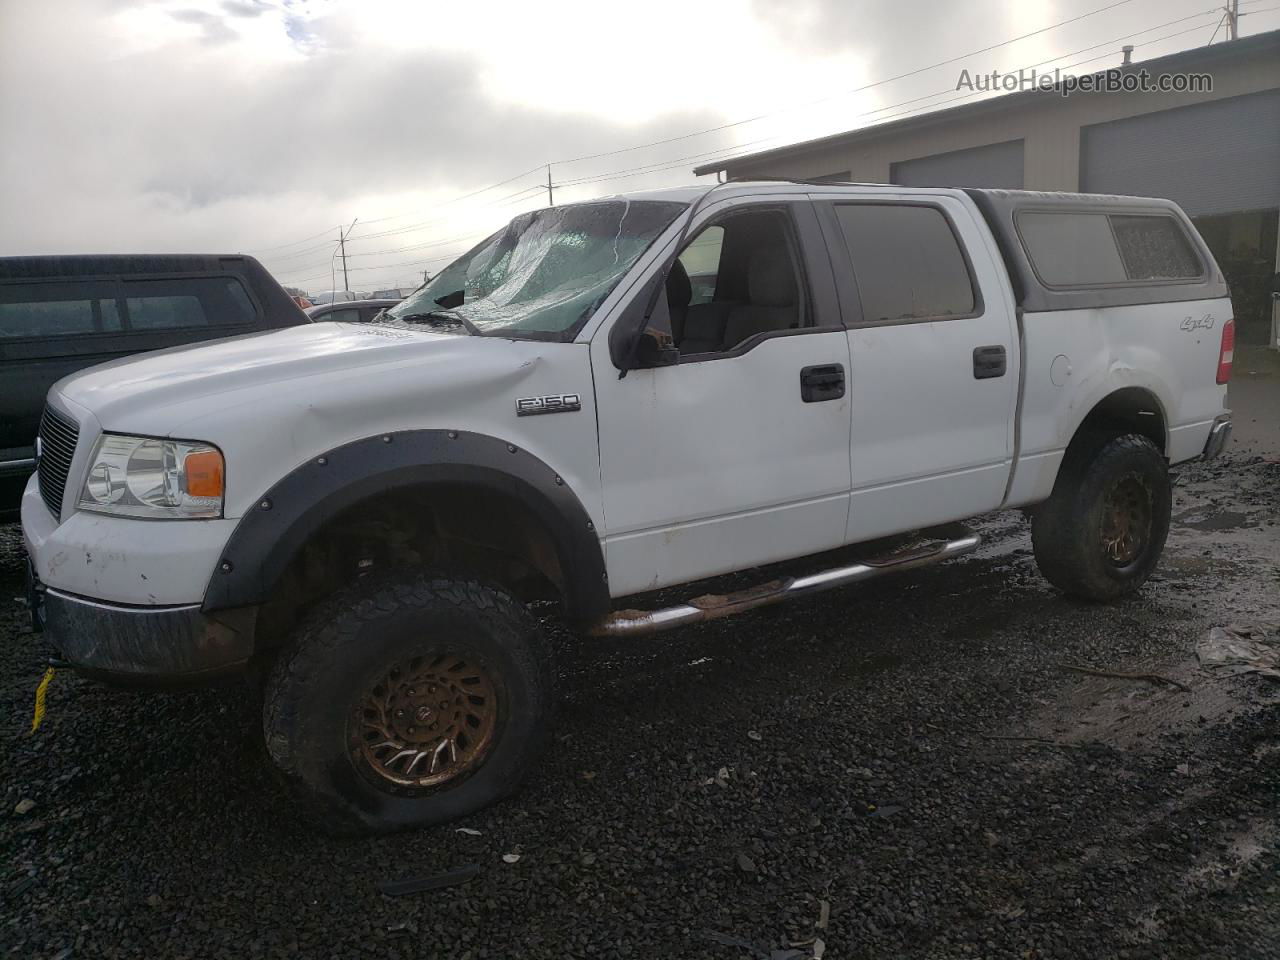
left=1067, top=388, right=1167, bottom=460
left=253, top=484, right=565, bottom=651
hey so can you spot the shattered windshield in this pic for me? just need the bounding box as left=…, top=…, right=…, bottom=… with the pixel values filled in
left=380, top=199, right=686, bottom=340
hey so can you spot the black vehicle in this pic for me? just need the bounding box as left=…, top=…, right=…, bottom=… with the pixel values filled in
left=304, top=298, right=401, bottom=323
left=0, top=254, right=308, bottom=515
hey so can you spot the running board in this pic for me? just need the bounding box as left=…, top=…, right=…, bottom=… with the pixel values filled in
left=589, top=531, right=981, bottom=638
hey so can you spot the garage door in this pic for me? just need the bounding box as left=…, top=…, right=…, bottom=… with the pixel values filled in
left=1080, top=90, right=1280, bottom=216
left=890, top=139, right=1024, bottom=189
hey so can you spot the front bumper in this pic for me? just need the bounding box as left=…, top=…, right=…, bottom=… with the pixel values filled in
left=27, top=563, right=255, bottom=683
left=1203, top=414, right=1232, bottom=460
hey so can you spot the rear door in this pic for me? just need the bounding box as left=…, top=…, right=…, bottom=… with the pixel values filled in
left=811, top=190, right=1020, bottom=541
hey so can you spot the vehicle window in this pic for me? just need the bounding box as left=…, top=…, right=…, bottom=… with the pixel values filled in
left=120, top=277, right=256, bottom=330
left=669, top=208, right=806, bottom=357
left=125, top=294, right=206, bottom=329
left=1110, top=215, right=1202, bottom=280
left=383, top=199, right=687, bottom=341
left=678, top=225, right=724, bottom=305
left=1017, top=212, right=1127, bottom=286
left=835, top=204, right=975, bottom=321
left=324, top=308, right=361, bottom=324
left=0, top=281, right=121, bottom=339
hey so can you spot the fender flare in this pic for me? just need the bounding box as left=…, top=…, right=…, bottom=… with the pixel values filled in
left=201, top=430, right=610, bottom=622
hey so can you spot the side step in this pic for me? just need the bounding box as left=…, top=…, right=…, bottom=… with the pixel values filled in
left=589, top=531, right=981, bottom=638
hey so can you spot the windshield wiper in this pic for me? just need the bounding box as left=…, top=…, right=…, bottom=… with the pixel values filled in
left=392, top=310, right=479, bottom=336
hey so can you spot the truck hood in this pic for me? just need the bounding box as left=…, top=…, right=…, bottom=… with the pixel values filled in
left=48, top=319, right=594, bottom=520
left=55, top=322, right=463, bottom=426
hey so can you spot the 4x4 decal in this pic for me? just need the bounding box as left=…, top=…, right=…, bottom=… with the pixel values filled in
left=1180, top=314, right=1216, bottom=331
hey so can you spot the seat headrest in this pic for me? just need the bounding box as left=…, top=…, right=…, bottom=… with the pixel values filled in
left=747, top=248, right=796, bottom=308
left=666, top=258, right=692, bottom=309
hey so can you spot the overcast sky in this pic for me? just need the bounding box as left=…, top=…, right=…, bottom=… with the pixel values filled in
left=1, top=0, right=1275, bottom=292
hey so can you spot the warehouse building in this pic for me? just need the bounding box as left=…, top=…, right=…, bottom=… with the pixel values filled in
left=695, top=30, right=1280, bottom=344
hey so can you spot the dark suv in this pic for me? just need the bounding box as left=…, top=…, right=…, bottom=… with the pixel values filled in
left=0, top=254, right=307, bottom=515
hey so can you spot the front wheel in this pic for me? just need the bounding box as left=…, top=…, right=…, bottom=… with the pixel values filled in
left=1031, top=433, right=1171, bottom=601
left=263, top=573, right=553, bottom=834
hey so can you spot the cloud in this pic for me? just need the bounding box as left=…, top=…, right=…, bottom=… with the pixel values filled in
left=1, top=0, right=1225, bottom=290
left=169, top=7, right=239, bottom=43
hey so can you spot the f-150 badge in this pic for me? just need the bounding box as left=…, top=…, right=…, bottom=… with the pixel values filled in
left=515, top=393, right=582, bottom=416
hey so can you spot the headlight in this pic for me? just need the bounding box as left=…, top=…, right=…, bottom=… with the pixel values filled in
left=77, top=434, right=224, bottom=519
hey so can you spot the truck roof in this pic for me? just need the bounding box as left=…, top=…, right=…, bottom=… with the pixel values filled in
left=607, top=181, right=1228, bottom=313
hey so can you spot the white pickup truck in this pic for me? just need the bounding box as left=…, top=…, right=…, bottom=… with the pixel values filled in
left=22, top=181, right=1234, bottom=832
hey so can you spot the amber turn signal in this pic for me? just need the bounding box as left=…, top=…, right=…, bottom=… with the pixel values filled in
left=185, top=450, right=225, bottom=499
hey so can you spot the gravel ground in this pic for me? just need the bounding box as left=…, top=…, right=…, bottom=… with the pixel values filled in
left=3, top=440, right=1279, bottom=959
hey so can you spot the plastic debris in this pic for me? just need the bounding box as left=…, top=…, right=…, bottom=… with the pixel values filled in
left=816, top=899, right=830, bottom=930
left=869, top=804, right=903, bottom=818
left=30, top=667, right=55, bottom=734
left=377, top=864, right=481, bottom=896
left=455, top=827, right=482, bottom=836
left=1197, top=623, right=1280, bottom=679
left=747, top=730, right=763, bottom=741
left=14, top=798, right=35, bottom=816
left=502, top=853, right=521, bottom=864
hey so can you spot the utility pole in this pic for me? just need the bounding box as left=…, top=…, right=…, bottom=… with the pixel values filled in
left=546, top=164, right=554, bottom=207
left=338, top=217, right=358, bottom=293
left=1226, top=0, right=1239, bottom=40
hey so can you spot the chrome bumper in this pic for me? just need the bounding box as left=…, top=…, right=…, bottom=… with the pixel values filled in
left=1202, top=415, right=1232, bottom=460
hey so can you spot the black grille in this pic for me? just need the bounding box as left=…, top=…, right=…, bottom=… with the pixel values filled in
left=37, top=406, right=79, bottom=519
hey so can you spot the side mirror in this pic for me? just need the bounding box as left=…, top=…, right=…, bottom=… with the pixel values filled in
left=635, top=329, right=680, bottom=368
left=609, top=268, right=680, bottom=372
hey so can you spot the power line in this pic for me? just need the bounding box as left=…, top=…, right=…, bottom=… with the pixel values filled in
left=270, top=0, right=1280, bottom=288
left=547, top=0, right=1142, bottom=169
left=699, top=5, right=1271, bottom=174
left=251, top=0, right=1146, bottom=258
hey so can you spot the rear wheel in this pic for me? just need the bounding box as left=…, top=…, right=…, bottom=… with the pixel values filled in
left=1031, top=433, right=1171, bottom=601
left=263, top=573, right=552, bottom=834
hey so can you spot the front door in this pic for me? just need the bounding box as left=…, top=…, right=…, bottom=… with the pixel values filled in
left=590, top=197, right=852, bottom=598
left=811, top=192, right=1020, bottom=542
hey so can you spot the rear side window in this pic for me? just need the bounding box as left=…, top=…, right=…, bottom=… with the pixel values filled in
left=1017, top=211, right=1202, bottom=286
left=1017, top=213, right=1126, bottom=286
left=119, top=276, right=257, bottom=330
left=834, top=204, right=976, bottom=322
left=0, top=281, right=123, bottom=339
left=1110, top=215, right=1202, bottom=280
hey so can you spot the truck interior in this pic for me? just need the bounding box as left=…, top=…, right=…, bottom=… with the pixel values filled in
left=666, top=208, right=808, bottom=356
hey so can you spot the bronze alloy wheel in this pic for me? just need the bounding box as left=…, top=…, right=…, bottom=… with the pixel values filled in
left=1100, top=471, right=1153, bottom=567
left=350, top=653, right=500, bottom=791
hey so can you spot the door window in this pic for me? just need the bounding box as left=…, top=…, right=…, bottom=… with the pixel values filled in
left=668, top=209, right=806, bottom=357
left=678, top=225, right=723, bottom=305
left=834, top=203, right=976, bottom=322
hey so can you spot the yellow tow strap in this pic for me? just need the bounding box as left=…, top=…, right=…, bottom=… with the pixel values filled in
left=30, top=667, right=56, bottom=734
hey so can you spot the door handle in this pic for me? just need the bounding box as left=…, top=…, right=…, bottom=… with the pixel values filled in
left=800, top=363, right=845, bottom=402
left=972, top=345, right=1007, bottom=379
